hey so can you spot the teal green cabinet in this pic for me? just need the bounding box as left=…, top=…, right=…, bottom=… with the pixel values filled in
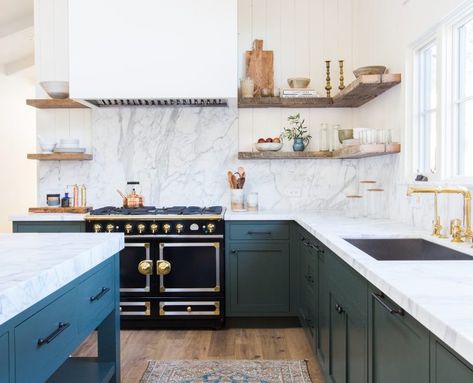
left=12, top=221, right=85, bottom=233
left=368, top=289, right=429, bottom=383
left=228, top=241, right=290, bottom=315
left=317, top=243, right=330, bottom=370
left=431, top=337, right=473, bottom=383
left=0, top=332, right=9, bottom=382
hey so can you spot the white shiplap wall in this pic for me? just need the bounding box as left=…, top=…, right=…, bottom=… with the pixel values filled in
left=237, top=0, right=358, bottom=151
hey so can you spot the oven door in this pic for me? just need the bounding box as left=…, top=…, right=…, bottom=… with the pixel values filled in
left=158, top=242, right=221, bottom=293
left=120, top=241, right=153, bottom=294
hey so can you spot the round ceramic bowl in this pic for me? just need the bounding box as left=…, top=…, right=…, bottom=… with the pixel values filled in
left=352, top=66, right=386, bottom=78
left=59, top=138, right=80, bottom=148
left=40, top=81, right=69, bottom=99
left=40, top=142, right=56, bottom=153
left=255, top=142, right=283, bottom=152
left=287, top=77, right=311, bottom=88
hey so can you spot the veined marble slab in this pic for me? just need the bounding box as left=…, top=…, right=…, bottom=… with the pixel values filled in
left=10, top=213, right=89, bottom=222
left=0, top=233, right=124, bottom=326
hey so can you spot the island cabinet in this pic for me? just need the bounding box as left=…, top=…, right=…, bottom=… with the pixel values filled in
left=0, top=255, right=120, bottom=383
left=225, top=221, right=296, bottom=316
left=368, top=289, right=430, bottom=383
left=12, top=221, right=85, bottom=233
left=431, top=337, right=473, bottom=383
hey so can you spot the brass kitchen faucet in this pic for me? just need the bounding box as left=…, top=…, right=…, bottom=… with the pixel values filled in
left=406, top=186, right=473, bottom=244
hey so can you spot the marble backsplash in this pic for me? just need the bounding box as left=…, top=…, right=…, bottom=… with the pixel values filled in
left=38, top=106, right=399, bottom=212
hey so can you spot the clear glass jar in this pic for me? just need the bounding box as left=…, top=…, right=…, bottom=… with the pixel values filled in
left=360, top=180, right=377, bottom=217
left=367, top=188, right=386, bottom=218
left=320, top=123, right=329, bottom=151
left=246, top=192, right=259, bottom=211
left=346, top=195, right=363, bottom=218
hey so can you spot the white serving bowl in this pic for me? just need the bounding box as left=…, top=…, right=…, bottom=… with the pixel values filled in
left=255, top=142, right=283, bottom=152
left=40, top=81, right=69, bottom=99
left=40, top=142, right=56, bottom=153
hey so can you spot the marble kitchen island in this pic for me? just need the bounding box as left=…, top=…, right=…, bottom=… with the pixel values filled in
left=0, top=233, right=124, bottom=383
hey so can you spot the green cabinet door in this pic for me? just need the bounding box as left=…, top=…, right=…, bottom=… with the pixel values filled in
left=12, top=221, right=85, bottom=233
left=369, top=290, right=429, bottom=383
left=328, top=290, right=367, bottom=383
left=431, top=337, right=473, bottom=383
left=228, top=241, right=290, bottom=315
left=0, top=332, right=9, bottom=382
left=318, top=247, right=330, bottom=369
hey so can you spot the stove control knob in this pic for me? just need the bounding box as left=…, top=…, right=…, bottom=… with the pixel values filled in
left=163, top=224, right=171, bottom=234
left=137, top=224, right=146, bottom=234
left=176, top=224, right=184, bottom=234
left=207, top=223, right=216, bottom=234
left=150, top=223, right=158, bottom=234
left=125, top=224, right=133, bottom=234
left=93, top=224, right=102, bottom=233
left=106, top=224, right=114, bottom=233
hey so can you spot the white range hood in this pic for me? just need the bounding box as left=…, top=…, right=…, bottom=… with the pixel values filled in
left=68, top=0, right=237, bottom=106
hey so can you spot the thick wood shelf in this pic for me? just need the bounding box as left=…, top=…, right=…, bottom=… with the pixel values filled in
left=27, top=153, right=93, bottom=161
left=238, top=74, right=401, bottom=109
left=26, top=98, right=89, bottom=109
left=29, top=207, right=92, bottom=214
left=238, top=143, right=400, bottom=160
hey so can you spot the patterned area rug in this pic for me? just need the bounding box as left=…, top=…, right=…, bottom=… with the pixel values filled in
left=140, top=360, right=313, bottom=383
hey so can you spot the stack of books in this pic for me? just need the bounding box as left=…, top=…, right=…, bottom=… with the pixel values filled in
left=281, top=88, right=320, bottom=98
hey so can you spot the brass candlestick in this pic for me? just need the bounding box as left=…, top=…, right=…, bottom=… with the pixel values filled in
left=325, top=60, right=332, bottom=97
left=338, top=60, right=345, bottom=90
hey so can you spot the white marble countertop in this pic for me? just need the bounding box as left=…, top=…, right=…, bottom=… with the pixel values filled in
left=10, top=213, right=89, bottom=222
left=0, top=233, right=124, bottom=327
left=229, top=210, right=473, bottom=365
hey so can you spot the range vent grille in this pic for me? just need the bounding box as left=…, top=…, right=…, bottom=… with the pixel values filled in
left=85, top=99, right=228, bottom=107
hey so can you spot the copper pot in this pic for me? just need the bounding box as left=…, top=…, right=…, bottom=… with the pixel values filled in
left=117, top=189, right=144, bottom=208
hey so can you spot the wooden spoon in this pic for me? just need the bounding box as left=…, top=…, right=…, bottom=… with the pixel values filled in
left=227, top=171, right=234, bottom=189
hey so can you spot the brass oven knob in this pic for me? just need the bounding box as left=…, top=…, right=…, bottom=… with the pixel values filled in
left=150, top=223, right=158, bottom=234
left=106, top=224, right=114, bottom=233
left=93, top=224, right=102, bottom=233
left=186, top=306, right=192, bottom=313
left=137, top=224, right=146, bottom=234
left=207, top=223, right=216, bottom=234
left=125, top=223, right=133, bottom=234
left=176, top=223, right=184, bottom=234
left=156, top=260, right=171, bottom=275
left=138, top=260, right=153, bottom=275
left=163, top=224, right=171, bottom=234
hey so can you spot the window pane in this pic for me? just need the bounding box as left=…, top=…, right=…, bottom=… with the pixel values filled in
left=459, top=18, right=473, bottom=99
left=425, top=45, right=437, bottom=109
left=458, top=99, right=473, bottom=176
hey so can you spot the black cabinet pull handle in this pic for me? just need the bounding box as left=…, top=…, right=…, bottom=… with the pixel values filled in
left=373, top=293, right=404, bottom=316
left=37, top=322, right=70, bottom=347
left=335, top=304, right=344, bottom=314
left=90, top=287, right=111, bottom=302
left=247, top=231, right=272, bottom=235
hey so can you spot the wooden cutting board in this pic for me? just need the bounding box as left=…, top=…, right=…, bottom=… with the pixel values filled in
left=29, top=207, right=92, bottom=214
left=245, top=39, right=274, bottom=96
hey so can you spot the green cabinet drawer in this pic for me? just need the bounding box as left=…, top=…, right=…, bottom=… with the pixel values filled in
left=12, top=221, right=85, bottom=233
left=228, top=241, right=290, bottom=315
left=77, top=260, right=114, bottom=334
left=431, top=337, right=473, bottom=383
left=15, top=289, right=77, bottom=383
left=229, top=222, right=289, bottom=241
left=369, top=289, right=429, bottom=383
left=0, top=332, right=9, bottom=383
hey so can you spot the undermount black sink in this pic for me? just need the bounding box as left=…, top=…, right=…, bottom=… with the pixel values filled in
left=345, top=238, right=473, bottom=261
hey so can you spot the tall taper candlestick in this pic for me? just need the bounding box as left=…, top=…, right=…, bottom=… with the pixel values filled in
left=338, top=60, right=345, bottom=90
left=325, top=60, right=332, bottom=97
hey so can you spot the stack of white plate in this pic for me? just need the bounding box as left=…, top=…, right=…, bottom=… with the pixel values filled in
left=53, top=138, right=86, bottom=153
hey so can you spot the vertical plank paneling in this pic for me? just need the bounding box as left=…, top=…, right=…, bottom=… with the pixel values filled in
left=252, top=0, right=267, bottom=43
left=238, top=109, right=255, bottom=151
left=309, top=0, right=326, bottom=94
left=237, top=0, right=253, bottom=80
left=294, top=0, right=310, bottom=77
left=53, top=0, right=69, bottom=81
left=266, top=0, right=282, bottom=88
left=280, top=0, right=296, bottom=85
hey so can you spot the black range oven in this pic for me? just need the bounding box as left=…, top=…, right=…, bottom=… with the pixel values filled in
left=86, top=206, right=225, bottom=329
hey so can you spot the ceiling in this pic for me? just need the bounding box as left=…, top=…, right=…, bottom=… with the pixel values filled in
left=0, top=0, right=34, bottom=75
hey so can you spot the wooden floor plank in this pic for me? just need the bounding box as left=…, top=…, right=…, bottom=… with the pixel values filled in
left=75, top=328, right=325, bottom=383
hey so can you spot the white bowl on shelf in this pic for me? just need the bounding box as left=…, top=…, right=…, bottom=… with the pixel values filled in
left=255, top=142, right=283, bottom=152
left=59, top=138, right=80, bottom=148
left=40, top=142, right=56, bottom=153
left=39, top=81, right=69, bottom=99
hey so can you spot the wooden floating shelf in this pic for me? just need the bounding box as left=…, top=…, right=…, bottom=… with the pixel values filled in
left=238, top=74, right=401, bottom=109
left=29, top=207, right=92, bottom=214
left=238, top=143, right=401, bottom=160
left=26, top=98, right=89, bottom=109
left=27, top=153, right=93, bottom=161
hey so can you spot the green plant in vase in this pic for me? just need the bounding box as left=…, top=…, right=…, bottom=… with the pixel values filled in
left=281, top=113, right=312, bottom=152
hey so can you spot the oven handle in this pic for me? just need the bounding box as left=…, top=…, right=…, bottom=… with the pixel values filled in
left=247, top=231, right=272, bottom=235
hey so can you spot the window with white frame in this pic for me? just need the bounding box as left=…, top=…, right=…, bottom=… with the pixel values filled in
left=413, top=3, right=473, bottom=180
left=416, top=41, right=437, bottom=175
